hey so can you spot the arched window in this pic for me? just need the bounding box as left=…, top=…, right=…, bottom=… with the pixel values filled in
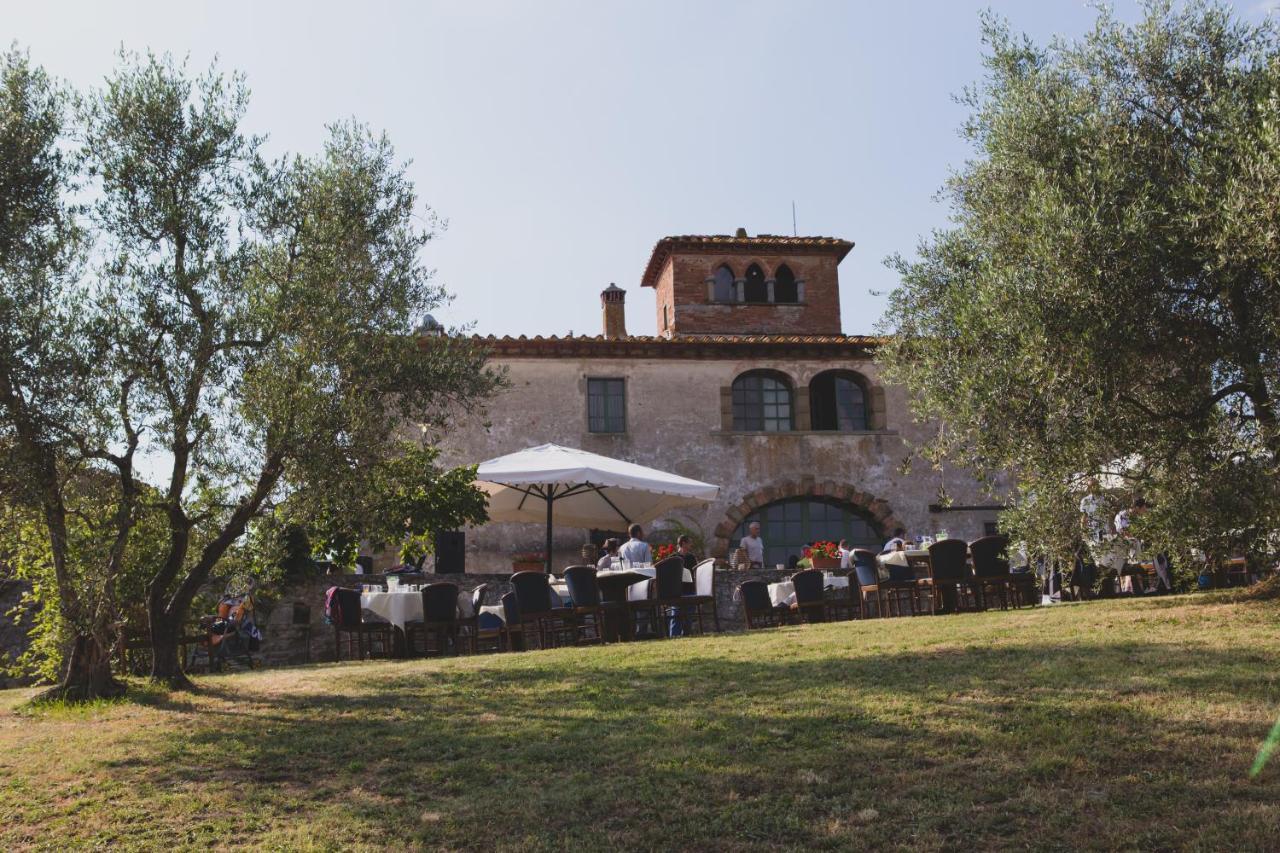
left=732, top=370, right=794, bottom=431
left=810, top=370, right=869, bottom=431
left=743, top=263, right=768, bottom=303
left=732, top=497, right=880, bottom=568
left=712, top=265, right=736, bottom=302
left=774, top=264, right=798, bottom=303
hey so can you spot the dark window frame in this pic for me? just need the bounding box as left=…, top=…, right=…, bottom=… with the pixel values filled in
left=774, top=264, right=798, bottom=303
left=733, top=497, right=881, bottom=568
left=809, top=370, right=870, bottom=431
left=743, top=263, right=768, bottom=303
left=731, top=371, right=794, bottom=432
left=712, top=264, right=736, bottom=303
left=587, top=377, right=627, bottom=433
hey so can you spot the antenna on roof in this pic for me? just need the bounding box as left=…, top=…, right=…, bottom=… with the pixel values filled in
left=791, top=201, right=797, bottom=237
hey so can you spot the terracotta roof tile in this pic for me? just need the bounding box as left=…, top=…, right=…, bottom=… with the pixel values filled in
left=467, top=332, right=885, bottom=359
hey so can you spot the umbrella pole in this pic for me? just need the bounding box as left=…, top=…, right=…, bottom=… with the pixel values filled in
left=544, top=487, right=554, bottom=573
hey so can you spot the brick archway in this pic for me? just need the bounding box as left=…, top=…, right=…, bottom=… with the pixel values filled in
left=710, top=479, right=904, bottom=558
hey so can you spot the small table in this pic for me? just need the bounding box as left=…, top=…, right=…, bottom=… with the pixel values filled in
left=768, top=573, right=850, bottom=607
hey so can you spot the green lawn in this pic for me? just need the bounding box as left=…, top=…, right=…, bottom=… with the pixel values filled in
left=2, top=592, right=1279, bottom=851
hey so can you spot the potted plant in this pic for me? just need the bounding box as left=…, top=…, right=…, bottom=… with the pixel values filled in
left=806, top=541, right=842, bottom=570
left=511, top=551, right=546, bottom=572
left=653, top=543, right=676, bottom=563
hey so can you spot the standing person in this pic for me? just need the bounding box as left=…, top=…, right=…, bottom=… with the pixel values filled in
left=838, top=539, right=852, bottom=570
left=596, top=538, right=621, bottom=570
left=880, top=527, right=907, bottom=555
left=739, top=522, right=765, bottom=568
left=1079, top=478, right=1106, bottom=542
left=618, top=524, right=652, bottom=567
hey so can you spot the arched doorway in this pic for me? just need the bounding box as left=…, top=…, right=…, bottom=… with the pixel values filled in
left=730, top=497, right=882, bottom=568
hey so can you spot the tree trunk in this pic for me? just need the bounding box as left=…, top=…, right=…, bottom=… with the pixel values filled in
left=38, top=633, right=124, bottom=703
left=148, top=612, right=194, bottom=690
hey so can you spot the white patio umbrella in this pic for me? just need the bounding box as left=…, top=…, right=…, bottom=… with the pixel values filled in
left=475, top=443, right=719, bottom=571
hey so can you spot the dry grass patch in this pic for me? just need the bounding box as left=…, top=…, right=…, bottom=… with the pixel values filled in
left=1, top=592, right=1278, bottom=850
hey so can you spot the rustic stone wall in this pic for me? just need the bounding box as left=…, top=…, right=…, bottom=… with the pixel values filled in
left=424, top=354, right=1006, bottom=573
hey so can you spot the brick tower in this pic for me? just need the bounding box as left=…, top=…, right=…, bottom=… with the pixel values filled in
left=639, top=229, right=854, bottom=337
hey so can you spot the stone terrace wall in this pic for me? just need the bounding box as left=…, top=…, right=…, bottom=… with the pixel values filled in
left=261, top=567, right=801, bottom=666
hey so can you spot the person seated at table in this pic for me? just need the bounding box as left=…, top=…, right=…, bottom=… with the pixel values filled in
left=597, top=538, right=621, bottom=570
left=676, top=535, right=698, bottom=570
left=618, top=524, right=652, bottom=566
left=739, top=521, right=765, bottom=568
left=880, top=527, right=907, bottom=555
left=837, top=539, right=852, bottom=569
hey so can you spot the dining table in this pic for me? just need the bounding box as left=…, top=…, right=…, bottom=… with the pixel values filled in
left=767, top=573, right=850, bottom=607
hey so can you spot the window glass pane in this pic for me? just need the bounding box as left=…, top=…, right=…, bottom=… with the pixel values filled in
left=713, top=266, right=736, bottom=302
left=587, top=378, right=625, bottom=433
left=734, top=498, right=880, bottom=567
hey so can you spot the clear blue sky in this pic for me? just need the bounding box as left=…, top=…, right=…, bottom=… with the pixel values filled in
left=7, top=1, right=1274, bottom=336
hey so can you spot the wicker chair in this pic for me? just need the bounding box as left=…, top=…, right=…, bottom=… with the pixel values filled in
left=330, top=587, right=392, bottom=661
left=652, top=556, right=695, bottom=638
left=562, top=566, right=610, bottom=644
left=927, top=539, right=974, bottom=614
left=790, top=568, right=827, bottom=624
left=404, top=582, right=460, bottom=656
left=969, top=535, right=1012, bottom=610
left=740, top=580, right=788, bottom=629
left=510, top=571, right=577, bottom=649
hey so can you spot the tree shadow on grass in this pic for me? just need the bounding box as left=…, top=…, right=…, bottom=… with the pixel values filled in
left=85, top=630, right=1280, bottom=851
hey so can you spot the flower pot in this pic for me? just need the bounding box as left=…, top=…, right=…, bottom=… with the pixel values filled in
left=511, top=560, right=545, bottom=573
left=810, top=555, right=840, bottom=570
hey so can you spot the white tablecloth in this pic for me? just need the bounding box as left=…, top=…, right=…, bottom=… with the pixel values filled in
left=768, top=574, right=849, bottom=607
left=362, top=590, right=421, bottom=630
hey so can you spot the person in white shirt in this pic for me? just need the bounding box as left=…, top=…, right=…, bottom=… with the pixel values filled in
left=1079, top=479, right=1106, bottom=541
left=880, top=527, right=907, bottom=555
left=739, top=522, right=765, bottom=568
left=838, top=539, right=852, bottom=570
left=596, top=538, right=621, bottom=570
left=618, top=524, right=652, bottom=566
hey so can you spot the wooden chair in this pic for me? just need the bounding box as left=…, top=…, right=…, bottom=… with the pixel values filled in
left=852, top=551, right=887, bottom=618
left=510, top=571, right=577, bottom=649
left=790, top=568, right=827, bottom=624
left=969, top=535, right=1012, bottom=611
left=682, top=558, right=721, bottom=633
left=404, top=582, right=460, bottom=656
left=740, top=580, right=788, bottom=629
left=927, top=539, right=974, bottom=615
left=331, top=587, right=392, bottom=661
left=562, top=566, right=610, bottom=644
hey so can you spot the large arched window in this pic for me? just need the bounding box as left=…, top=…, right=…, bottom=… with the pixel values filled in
left=810, top=370, right=869, bottom=431
left=732, top=497, right=880, bottom=568
left=732, top=370, right=794, bottom=432
left=774, top=264, right=798, bottom=303
left=743, top=263, right=768, bottom=303
left=712, top=265, right=736, bottom=302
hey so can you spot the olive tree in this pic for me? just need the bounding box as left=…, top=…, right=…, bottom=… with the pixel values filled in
left=880, top=1, right=1280, bottom=569
left=1, top=50, right=501, bottom=697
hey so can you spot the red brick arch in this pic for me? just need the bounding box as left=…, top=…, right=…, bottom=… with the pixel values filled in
left=710, top=480, right=904, bottom=558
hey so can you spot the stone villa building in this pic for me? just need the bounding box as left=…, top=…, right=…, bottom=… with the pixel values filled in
left=429, top=230, right=1005, bottom=571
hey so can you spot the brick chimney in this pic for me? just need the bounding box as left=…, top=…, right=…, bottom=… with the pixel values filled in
left=601, top=283, right=626, bottom=339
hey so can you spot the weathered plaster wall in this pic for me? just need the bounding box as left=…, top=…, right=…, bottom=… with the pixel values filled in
left=426, top=354, right=1005, bottom=573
